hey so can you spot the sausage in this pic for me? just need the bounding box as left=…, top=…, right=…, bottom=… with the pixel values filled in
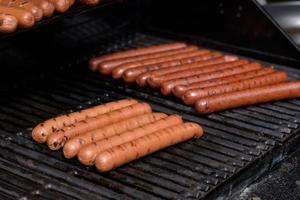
left=95, top=122, right=203, bottom=172
left=29, top=0, right=54, bottom=17
left=89, top=42, right=187, bottom=71
left=1, top=0, right=43, bottom=21
left=0, top=5, right=34, bottom=28
left=149, top=59, right=248, bottom=89
left=0, top=13, right=17, bottom=33
left=48, top=0, right=69, bottom=12
left=32, top=99, right=138, bottom=143
left=99, top=46, right=198, bottom=75
left=78, top=115, right=183, bottom=166
left=160, top=63, right=262, bottom=96
left=47, top=103, right=152, bottom=150
left=80, top=0, right=100, bottom=6
left=63, top=112, right=167, bottom=159
left=123, top=52, right=222, bottom=83
left=182, top=71, right=288, bottom=105
left=172, top=68, right=274, bottom=98
left=112, top=49, right=211, bottom=79
left=136, top=55, right=238, bottom=87
left=195, top=81, right=300, bottom=113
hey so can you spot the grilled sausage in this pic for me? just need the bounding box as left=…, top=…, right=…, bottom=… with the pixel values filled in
left=0, top=13, right=17, bottom=33
left=48, top=0, right=69, bottom=12
left=182, top=71, right=288, bottom=105
left=78, top=115, right=183, bottom=166
left=95, top=122, right=203, bottom=172
left=0, top=0, right=43, bottom=21
left=149, top=59, right=248, bottom=89
left=160, top=63, right=262, bottom=96
left=80, top=0, right=99, bottom=6
left=32, top=99, right=138, bottom=143
left=29, top=0, right=54, bottom=17
left=63, top=112, right=167, bottom=159
left=123, top=52, right=222, bottom=83
left=195, top=81, right=300, bottom=113
left=89, top=42, right=187, bottom=71
left=0, top=5, right=34, bottom=28
left=112, top=49, right=210, bottom=79
left=172, top=68, right=274, bottom=98
left=99, top=46, right=198, bottom=75
left=136, top=55, right=238, bottom=87
left=47, top=103, right=152, bottom=150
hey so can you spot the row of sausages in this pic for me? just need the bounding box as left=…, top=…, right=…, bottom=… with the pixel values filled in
left=89, top=42, right=300, bottom=113
left=32, top=99, right=203, bottom=172
left=0, top=0, right=101, bottom=33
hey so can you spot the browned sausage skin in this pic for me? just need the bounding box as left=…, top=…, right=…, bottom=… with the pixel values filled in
left=136, top=55, right=238, bottom=87
left=95, top=122, right=203, bottom=172
left=122, top=52, right=222, bottom=83
left=89, top=42, right=188, bottom=71
left=99, top=46, right=198, bottom=75
left=32, top=99, right=138, bottom=143
left=78, top=115, right=183, bottom=166
left=111, top=49, right=210, bottom=79
left=47, top=103, right=152, bottom=150
left=0, top=13, right=17, bottom=33
left=48, top=0, right=69, bottom=12
left=182, top=71, right=288, bottom=105
left=29, top=0, right=55, bottom=17
left=195, top=81, right=300, bottom=113
left=160, top=63, right=262, bottom=96
left=0, top=5, right=34, bottom=28
left=63, top=112, right=167, bottom=159
left=172, top=68, right=274, bottom=98
left=150, top=59, right=249, bottom=89
left=0, top=0, right=43, bottom=21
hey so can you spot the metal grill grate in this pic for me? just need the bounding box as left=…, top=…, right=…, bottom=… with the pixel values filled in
left=0, top=32, right=300, bottom=200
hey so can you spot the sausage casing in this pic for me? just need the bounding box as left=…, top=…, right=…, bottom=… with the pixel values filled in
left=195, top=81, right=300, bottom=113
left=172, top=68, right=274, bottom=98
left=182, top=71, right=288, bottom=105
left=0, top=5, right=34, bottom=28
left=78, top=115, right=183, bottom=165
left=0, top=13, right=17, bottom=33
left=89, top=42, right=187, bottom=71
left=32, top=99, right=138, bottom=143
left=95, top=122, right=203, bottom=172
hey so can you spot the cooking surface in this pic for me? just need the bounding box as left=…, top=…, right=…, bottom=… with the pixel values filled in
left=0, top=30, right=300, bottom=199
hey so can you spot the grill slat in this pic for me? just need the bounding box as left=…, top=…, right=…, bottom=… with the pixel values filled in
left=0, top=32, right=299, bottom=199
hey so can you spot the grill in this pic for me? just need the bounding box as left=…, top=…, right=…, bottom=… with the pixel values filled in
left=0, top=1, right=300, bottom=200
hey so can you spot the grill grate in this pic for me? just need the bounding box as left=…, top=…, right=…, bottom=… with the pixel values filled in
left=0, top=32, right=300, bottom=200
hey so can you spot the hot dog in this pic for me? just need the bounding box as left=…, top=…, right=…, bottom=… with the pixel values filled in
left=80, top=0, right=99, bottom=6
left=160, top=63, right=262, bottom=96
left=122, top=52, right=222, bottom=83
left=195, top=81, right=300, bottom=113
left=89, top=42, right=187, bottom=71
left=47, top=103, right=152, bottom=150
left=172, top=68, right=274, bottom=98
left=99, top=46, right=199, bottom=75
left=1, top=0, right=43, bottom=21
left=95, top=122, right=203, bottom=172
left=112, top=49, right=211, bottom=79
left=32, top=99, right=138, bottom=143
left=182, top=71, right=288, bottom=105
left=149, top=59, right=249, bottom=89
left=136, top=55, right=238, bottom=87
left=63, top=112, right=167, bottom=159
left=0, top=13, right=17, bottom=33
left=48, top=0, right=69, bottom=12
left=0, top=5, right=34, bottom=28
left=78, top=115, right=183, bottom=166
left=29, top=0, right=54, bottom=17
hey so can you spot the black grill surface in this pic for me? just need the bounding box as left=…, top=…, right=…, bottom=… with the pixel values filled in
left=1, top=31, right=300, bottom=200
